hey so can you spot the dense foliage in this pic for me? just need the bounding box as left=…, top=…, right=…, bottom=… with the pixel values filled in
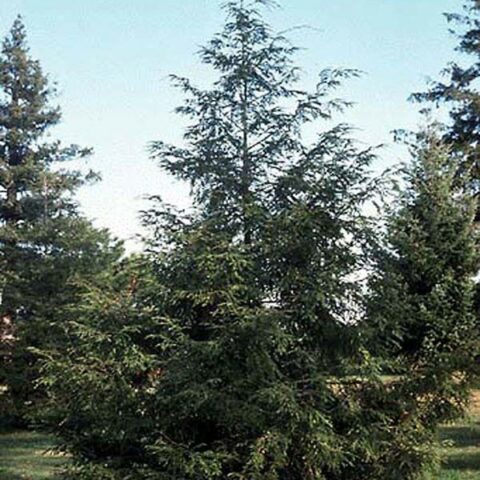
left=0, top=17, right=122, bottom=424
left=36, top=2, right=480, bottom=480
left=367, top=128, right=480, bottom=418
left=0, top=2, right=475, bottom=479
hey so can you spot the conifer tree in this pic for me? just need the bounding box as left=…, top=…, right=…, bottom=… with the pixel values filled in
left=413, top=0, right=480, bottom=193
left=41, top=2, right=458, bottom=479
left=0, top=17, right=122, bottom=423
left=367, top=128, right=480, bottom=421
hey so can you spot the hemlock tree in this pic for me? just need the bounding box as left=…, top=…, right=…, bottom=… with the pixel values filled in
left=0, top=17, right=122, bottom=423
left=412, top=0, right=480, bottom=194
left=367, top=129, right=480, bottom=422
left=40, top=2, right=463, bottom=479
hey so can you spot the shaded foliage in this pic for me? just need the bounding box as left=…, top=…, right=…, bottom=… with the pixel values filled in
left=0, top=17, right=122, bottom=423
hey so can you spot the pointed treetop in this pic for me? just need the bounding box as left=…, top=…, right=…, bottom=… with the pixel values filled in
left=3, top=15, right=29, bottom=53
left=0, top=14, right=60, bottom=140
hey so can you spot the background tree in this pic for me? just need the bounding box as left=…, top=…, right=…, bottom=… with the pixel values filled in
left=39, top=2, right=465, bottom=479
left=412, top=0, right=480, bottom=195
left=0, top=17, right=122, bottom=425
left=366, top=128, right=480, bottom=424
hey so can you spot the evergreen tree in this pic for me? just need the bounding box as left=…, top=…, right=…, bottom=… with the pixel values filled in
left=0, top=17, right=122, bottom=423
left=367, top=128, right=480, bottom=421
left=412, top=0, right=480, bottom=378
left=412, top=0, right=480, bottom=194
left=41, top=2, right=463, bottom=479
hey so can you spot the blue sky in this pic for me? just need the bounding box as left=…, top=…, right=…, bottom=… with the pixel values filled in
left=0, top=0, right=462, bottom=249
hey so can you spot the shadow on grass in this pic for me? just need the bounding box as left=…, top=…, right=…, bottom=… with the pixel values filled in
left=443, top=451, right=480, bottom=471
left=0, top=471, right=28, bottom=480
left=440, top=423, right=480, bottom=448
left=0, top=430, right=67, bottom=480
left=440, top=419, right=480, bottom=476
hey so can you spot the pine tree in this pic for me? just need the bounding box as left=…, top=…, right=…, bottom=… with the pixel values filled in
left=41, top=2, right=457, bottom=479
left=0, top=17, right=122, bottom=423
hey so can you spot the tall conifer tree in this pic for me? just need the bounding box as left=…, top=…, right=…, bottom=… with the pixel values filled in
left=367, top=128, right=480, bottom=425
left=0, top=17, right=122, bottom=422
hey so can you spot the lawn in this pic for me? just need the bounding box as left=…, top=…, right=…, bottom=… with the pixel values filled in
left=0, top=430, right=67, bottom=480
left=439, top=417, right=480, bottom=479
left=439, top=392, right=480, bottom=479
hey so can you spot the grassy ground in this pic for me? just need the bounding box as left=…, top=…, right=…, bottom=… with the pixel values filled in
left=439, top=417, right=480, bottom=479
left=0, top=430, right=67, bottom=480
left=439, top=391, right=480, bottom=479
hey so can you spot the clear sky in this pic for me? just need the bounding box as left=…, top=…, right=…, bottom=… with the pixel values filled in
left=0, top=0, right=463, bottom=249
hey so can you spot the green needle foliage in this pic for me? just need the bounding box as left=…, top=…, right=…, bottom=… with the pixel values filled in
left=367, top=128, right=480, bottom=422
left=39, top=2, right=473, bottom=479
left=412, top=0, right=480, bottom=193
left=412, top=0, right=480, bottom=384
left=0, top=17, right=122, bottom=424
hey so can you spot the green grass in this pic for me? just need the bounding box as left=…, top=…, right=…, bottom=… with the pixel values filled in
left=0, top=430, right=67, bottom=480
left=439, top=416, right=480, bottom=479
